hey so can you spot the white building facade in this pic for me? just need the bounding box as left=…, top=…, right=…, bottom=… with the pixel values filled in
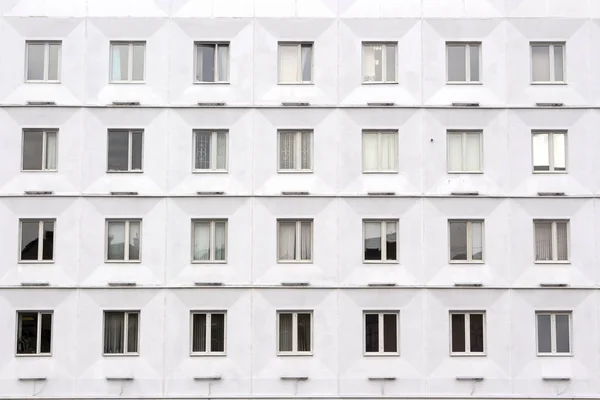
left=0, top=0, right=598, bottom=399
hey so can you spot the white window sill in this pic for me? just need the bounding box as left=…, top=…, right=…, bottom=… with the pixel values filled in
left=450, top=352, right=487, bottom=357
left=106, top=170, right=144, bottom=174
left=449, top=261, right=485, bottom=265
left=25, top=80, right=61, bottom=84
left=447, top=171, right=483, bottom=174
left=191, top=260, right=227, bottom=265
left=277, top=352, right=313, bottom=356
left=530, top=81, right=567, bottom=85
left=363, top=352, right=400, bottom=357
left=533, top=171, right=568, bottom=174
left=362, top=81, right=399, bottom=85
left=109, top=81, right=145, bottom=85
left=20, top=169, right=58, bottom=173
left=15, top=353, right=52, bottom=357
left=102, top=353, right=139, bottom=357
left=446, top=81, right=483, bottom=85
left=363, top=260, right=399, bottom=265
left=193, top=81, right=230, bottom=85
left=278, top=170, right=313, bottom=174
left=18, top=260, right=54, bottom=264
left=277, top=260, right=313, bottom=264
left=190, top=352, right=226, bottom=357
left=537, top=353, right=572, bottom=357
left=105, top=260, right=142, bottom=264
left=192, top=170, right=228, bottom=174
left=534, top=261, right=570, bottom=265
left=278, top=82, right=314, bottom=86
left=362, top=170, right=399, bottom=174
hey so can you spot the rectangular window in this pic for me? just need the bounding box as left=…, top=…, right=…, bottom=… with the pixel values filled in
left=20, top=219, right=54, bottom=262
left=447, top=42, right=481, bottom=83
left=192, top=220, right=227, bottom=262
left=26, top=41, right=61, bottom=82
left=191, top=312, right=226, bottom=355
left=193, top=130, right=228, bottom=171
left=449, top=220, right=484, bottom=262
left=363, top=220, right=398, bottom=262
left=22, top=130, right=58, bottom=171
left=447, top=131, right=482, bottom=173
left=277, top=311, right=312, bottom=354
left=16, top=311, right=52, bottom=355
left=110, top=42, right=145, bottom=82
left=103, top=311, right=139, bottom=355
left=536, top=312, right=571, bottom=355
left=107, top=130, right=143, bottom=172
left=450, top=312, right=485, bottom=355
left=534, top=220, right=568, bottom=262
left=531, top=43, right=565, bottom=83
left=362, top=130, right=398, bottom=172
left=364, top=312, right=398, bottom=355
left=278, top=43, right=312, bottom=83
left=106, top=220, right=141, bottom=262
left=278, top=130, right=312, bottom=172
left=362, top=43, right=397, bottom=83
left=195, top=43, right=229, bottom=83
left=277, top=220, right=312, bottom=262
left=532, top=131, right=566, bottom=172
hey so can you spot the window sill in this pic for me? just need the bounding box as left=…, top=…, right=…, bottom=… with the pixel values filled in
left=105, top=260, right=142, bottom=264
left=537, top=353, right=572, bottom=357
left=277, top=352, right=313, bottom=356
left=530, top=82, right=567, bottom=86
left=446, top=81, right=483, bottom=85
left=449, top=261, right=485, bottom=265
left=278, top=170, right=314, bottom=174
left=106, top=170, right=144, bottom=174
left=362, top=81, right=399, bottom=85
left=25, top=80, right=61, bottom=84
left=447, top=171, right=484, bottom=174
left=363, top=352, right=400, bottom=357
left=450, top=352, right=487, bottom=357
left=18, top=260, right=54, bottom=264
left=278, top=82, right=314, bottom=86
left=363, top=260, right=399, bottom=265
left=109, top=81, right=146, bottom=85
left=532, top=171, right=568, bottom=174
left=277, top=260, right=313, bottom=264
left=103, top=353, right=140, bottom=357
left=193, top=81, right=230, bottom=85
left=534, top=261, right=570, bottom=265
left=20, top=169, right=58, bottom=173
left=192, top=170, right=229, bottom=174
left=190, top=352, right=227, bottom=357
left=362, top=170, right=399, bottom=174
left=191, top=261, right=228, bottom=265
left=15, top=353, right=52, bottom=357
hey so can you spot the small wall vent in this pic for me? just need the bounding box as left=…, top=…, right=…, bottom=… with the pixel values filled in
left=282, top=102, right=310, bottom=107
left=281, top=191, right=309, bottom=196
left=110, top=191, right=138, bottom=196
left=537, top=192, right=565, bottom=197
left=24, top=190, right=53, bottom=195
left=452, top=102, right=479, bottom=107
left=197, top=102, right=226, bottom=106
left=367, top=192, right=395, bottom=196
left=367, top=102, right=395, bottom=106
left=451, top=191, right=479, bottom=196
left=196, top=191, right=225, bottom=195
left=111, top=101, right=140, bottom=106
left=27, top=101, right=55, bottom=106
left=536, top=102, right=563, bottom=107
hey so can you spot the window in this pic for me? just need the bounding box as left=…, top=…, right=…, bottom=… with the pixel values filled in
left=16, top=312, right=52, bottom=355
left=103, top=311, right=139, bottom=355
left=277, top=311, right=312, bottom=354
left=192, top=220, right=227, bottom=262
left=278, top=130, right=312, bottom=172
left=362, top=43, right=397, bottom=83
left=277, top=220, right=312, bottom=262
left=536, top=312, right=571, bottom=355
left=362, top=130, right=398, bottom=172
left=363, top=220, right=398, bottom=262
left=110, top=42, right=145, bottom=82
left=278, top=43, right=312, bottom=83
left=22, top=130, right=57, bottom=171
left=450, top=312, right=485, bottom=355
left=534, top=220, right=568, bottom=262
left=191, top=312, right=226, bottom=355
left=26, top=41, right=61, bottom=82
left=532, top=131, right=566, bottom=172
left=195, top=43, right=229, bottom=83
left=106, top=220, right=141, bottom=262
left=107, top=130, right=143, bottom=172
left=531, top=43, right=565, bottom=83
left=20, top=220, right=54, bottom=262
left=449, top=220, right=483, bottom=262
left=447, top=131, right=482, bottom=173
left=447, top=42, right=481, bottom=83
left=364, top=312, right=398, bottom=355
left=193, top=130, right=227, bottom=172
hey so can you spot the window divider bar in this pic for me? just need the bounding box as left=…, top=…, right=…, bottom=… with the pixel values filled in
left=550, top=314, right=557, bottom=354
left=127, top=131, right=133, bottom=171
left=211, top=131, right=218, bottom=170
left=36, top=312, right=42, bottom=354
left=464, top=313, right=471, bottom=353
left=124, top=221, right=130, bottom=261
left=128, top=43, right=134, bottom=82
left=465, top=44, right=471, bottom=82
left=292, top=313, right=298, bottom=352
left=549, top=44, right=556, bottom=82
left=206, top=313, right=212, bottom=353
left=37, top=221, right=44, bottom=261
left=378, top=313, right=384, bottom=353
left=123, top=312, right=129, bottom=353
left=43, top=43, right=49, bottom=81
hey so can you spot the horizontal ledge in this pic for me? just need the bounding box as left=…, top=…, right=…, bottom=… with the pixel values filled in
left=0, top=285, right=596, bottom=290
left=106, top=377, right=134, bottom=381
left=456, top=377, right=484, bottom=381
left=194, top=376, right=222, bottom=381
left=18, top=377, right=47, bottom=381
left=368, top=377, right=397, bottom=381
left=543, top=377, right=571, bottom=381
left=280, top=376, right=308, bottom=381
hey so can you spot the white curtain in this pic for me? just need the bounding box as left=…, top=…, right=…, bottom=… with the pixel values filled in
left=465, top=133, right=481, bottom=171
left=279, top=132, right=295, bottom=170
left=45, top=132, right=57, bottom=170
left=300, top=222, right=312, bottom=260
left=363, top=45, right=375, bottom=82
left=192, top=313, right=207, bottom=352
left=278, top=222, right=296, bottom=260
left=380, top=133, right=397, bottom=171
left=532, top=45, right=550, bottom=82
left=385, top=44, right=396, bottom=82
left=128, top=221, right=140, bottom=260
left=471, top=222, right=483, bottom=260
left=535, top=222, right=552, bottom=261
left=301, top=45, right=312, bottom=82
left=279, top=314, right=293, bottom=351
left=217, top=45, right=229, bottom=82
left=193, top=222, right=210, bottom=261
left=107, top=222, right=125, bottom=260
left=553, top=133, right=566, bottom=170
left=301, top=131, right=312, bottom=170
left=215, top=222, right=226, bottom=261
left=553, top=45, right=564, bottom=81
left=132, top=44, right=145, bottom=81
left=447, top=132, right=463, bottom=171
left=216, top=132, right=227, bottom=170
left=297, top=313, right=311, bottom=352
left=533, top=133, right=550, bottom=170
left=556, top=222, right=568, bottom=260
left=279, top=45, right=298, bottom=82
left=362, top=133, right=378, bottom=171
left=111, top=44, right=128, bottom=81
left=104, top=313, right=124, bottom=354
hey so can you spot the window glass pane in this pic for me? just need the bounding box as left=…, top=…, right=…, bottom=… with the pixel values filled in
left=48, top=44, right=60, bottom=81
left=532, top=133, right=550, bottom=171
left=210, top=314, right=225, bottom=352
left=555, top=314, right=570, bottom=353
left=20, top=221, right=40, bottom=260
left=192, top=314, right=207, bottom=352
left=447, top=133, right=462, bottom=171
left=532, top=45, right=550, bottom=82
left=197, top=45, right=215, bottom=82
left=111, top=44, right=129, bottom=81
left=278, top=313, right=293, bottom=352
left=469, top=44, right=480, bottom=81
left=301, top=131, right=312, bottom=170
left=447, top=45, right=466, bottom=81
left=380, top=133, right=397, bottom=171
left=216, top=132, right=227, bottom=170
left=363, top=45, right=375, bottom=82
left=42, top=221, right=54, bottom=260
left=279, top=45, right=299, bottom=82
left=362, top=133, right=378, bottom=171
left=126, top=313, right=138, bottom=353
left=131, top=131, right=143, bottom=171
left=373, top=45, right=383, bottom=81
left=194, top=132, right=211, bottom=170
left=278, top=222, right=296, bottom=260
left=471, top=222, right=483, bottom=261
left=279, top=132, right=296, bottom=170
left=297, top=313, right=311, bottom=352
left=107, top=131, right=129, bottom=171
left=193, top=222, right=210, bottom=261
left=365, top=314, right=379, bottom=352
left=451, top=314, right=466, bottom=352
left=469, top=314, right=484, bottom=352
left=537, top=314, right=552, bottom=353
left=301, top=44, right=312, bottom=82
left=23, top=130, right=44, bottom=170
left=45, top=131, right=57, bottom=170
left=40, top=314, right=52, bottom=353
left=383, top=314, right=397, bottom=353
left=553, top=133, right=566, bottom=171
left=17, top=312, right=38, bottom=354
left=107, top=221, right=125, bottom=260
left=449, top=222, right=467, bottom=261
left=553, top=45, right=564, bottom=82
left=128, top=221, right=141, bottom=260
left=364, top=222, right=382, bottom=260
left=27, top=44, right=45, bottom=80
left=385, top=222, right=397, bottom=261
left=535, top=222, right=552, bottom=261
left=556, top=222, right=568, bottom=261
left=464, top=133, right=481, bottom=171
left=132, top=44, right=145, bottom=81
left=217, top=45, right=229, bottom=81
left=215, top=222, right=226, bottom=261
left=104, top=312, right=124, bottom=354
left=385, top=44, right=396, bottom=82
left=300, top=221, right=312, bottom=261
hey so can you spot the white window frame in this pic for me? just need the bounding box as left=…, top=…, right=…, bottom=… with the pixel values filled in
left=191, top=220, right=228, bottom=263
left=530, top=42, right=566, bottom=83
left=192, top=130, right=228, bottom=172
left=536, top=311, right=572, bottom=356
left=446, top=130, right=483, bottom=173
left=18, top=219, right=54, bottom=263
left=105, top=219, right=142, bottom=262
left=277, top=219, right=313, bottom=263
left=277, top=130, right=313, bottom=172
left=109, top=41, right=146, bottom=83
left=362, top=42, right=397, bottom=84
left=194, top=42, right=230, bottom=83
left=362, top=220, right=399, bottom=263
left=449, top=311, right=486, bottom=356
left=446, top=42, right=481, bottom=83
left=363, top=311, right=399, bottom=356
left=362, top=130, right=398, bottom=173
left=106, top=129, right=143, bottom=173
left=25, top=41, right=61, bottom=83
left=21, top=129, right=58, bottom=172
left=190, top=311, right=227, bottom=356
left=278, top=42, right=313, bottom=84
left=15, top=311, right=53, bottom=356
left=448, top=220, right=484, bottom=263
left=276, top=311, right=313, bottom=355
left=532, top=130, right=567, bottom=173
left=534, top=220, right=569, bottom=263
left=102, top=311, right=140, bottom=356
